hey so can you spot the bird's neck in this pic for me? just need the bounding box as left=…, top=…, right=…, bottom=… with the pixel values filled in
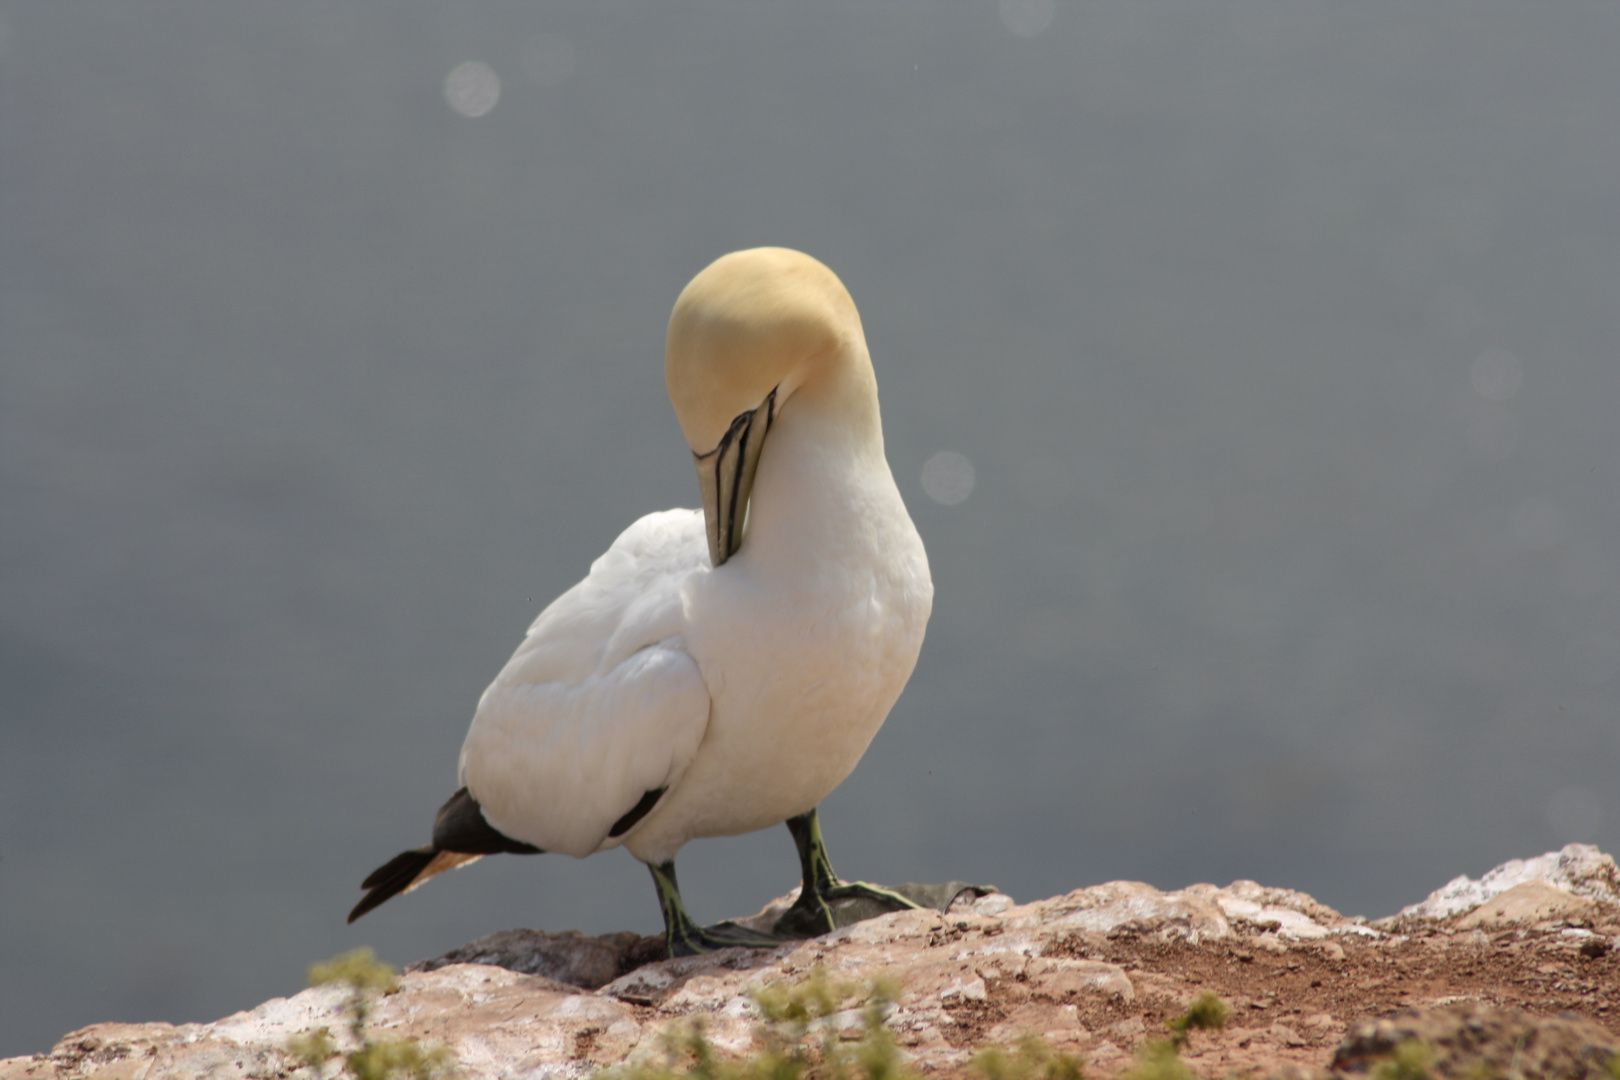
left=786, top=340, right=886, bottom=467
left=737, top=361, right=907, bottom=580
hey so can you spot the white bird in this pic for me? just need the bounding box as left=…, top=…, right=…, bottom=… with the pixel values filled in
left=349, top=247, right=933, bottom=954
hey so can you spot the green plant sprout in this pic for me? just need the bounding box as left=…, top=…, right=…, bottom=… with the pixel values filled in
left=1164, top=991, right=1229, bottom=1051
left=970, top=1034, right=1085, bottom=1080
left=1369, top=1039, right=1435, bottom=1080
left=609, top=968, right=914, bottom=1080
left=1118, top=991, right=1231, bottom=1080
left=1118, top=1039, right=1194, bottom=1080
left=286, top=948, right=455, bottom=1080
left=609, top=967, right=1085, bottom=1080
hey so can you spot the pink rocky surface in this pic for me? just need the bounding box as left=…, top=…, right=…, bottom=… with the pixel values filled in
left=6, top=845, right=1618, bottom=1080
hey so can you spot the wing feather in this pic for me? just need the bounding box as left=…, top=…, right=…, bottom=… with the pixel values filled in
left=457, top=509, right=712, bottom=857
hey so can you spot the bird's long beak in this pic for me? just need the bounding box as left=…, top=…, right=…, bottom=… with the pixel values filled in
left=694, top=387, right=777, bottom=567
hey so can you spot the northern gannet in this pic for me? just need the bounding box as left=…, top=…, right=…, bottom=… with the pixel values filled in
left=348, top=247, right=933, bottom=954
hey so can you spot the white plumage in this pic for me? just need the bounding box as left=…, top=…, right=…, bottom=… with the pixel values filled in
left=352, top=247, right=932, bottom=949
left=462, top=509, right=713, bottom=859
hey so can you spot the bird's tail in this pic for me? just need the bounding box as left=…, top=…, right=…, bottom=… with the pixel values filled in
left=347, top=787, right=542, bottom=924
left=347, top=848, right=483, bottom=923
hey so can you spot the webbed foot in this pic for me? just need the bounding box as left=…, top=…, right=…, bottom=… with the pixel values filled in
left=670, top=919, right=790, bottom=957
left=650, top=860, right=792, bottom=957
left=775, top=878, right=922, bottom=938
left=774, top=808, right=979, bottom=938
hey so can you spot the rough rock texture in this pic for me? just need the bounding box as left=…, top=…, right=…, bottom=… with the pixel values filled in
left=7, top=845, right=1620, bottom=1080
left=407, top=929, right=655, bottom=991
left=1388, top=844, right=1620, bottom=925
left=1332, top=1002, right=1619, bottom=1080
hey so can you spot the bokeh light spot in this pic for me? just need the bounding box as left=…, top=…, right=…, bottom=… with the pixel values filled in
left=523, top=34, right=578, bottom=86
left=921, top=451, right=975, bottom=506
left=1545, top=786, right=1602, bottom=843
left=1000, top=0, right=1056, bottom=37
left=445, top=62, right=500, bottom=118
left=1470, top=348, right=1522, bottom=401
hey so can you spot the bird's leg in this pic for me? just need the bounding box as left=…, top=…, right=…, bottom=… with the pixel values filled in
left=777, top=809, right=839, bottom=934
left=774, top=807, right=921, bottom=939
left=648, top=860, right=785, bottom=957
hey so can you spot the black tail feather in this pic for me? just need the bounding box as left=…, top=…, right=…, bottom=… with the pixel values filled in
left=432, top=787, right=543, bottom=855
left=348, top=788, right=542, bottom=925
left=349, top=847, right=436, bottom=923
left=361, top=846, right=436, bottom=891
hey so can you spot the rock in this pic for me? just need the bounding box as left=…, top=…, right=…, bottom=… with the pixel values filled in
left=939, top=975, right=988, bottom=1002
left=407, top=927, right=647, bottom=989
left=7, top=850, right=1620, bottom=1080
left=730, top=881, right=996, bottom=936
left=1108, top=1017, right=1146, bottom=1042
left=1027, top=958, right=1135, bottom=1003
left=1206, top=881, right=1354, bottom=941
left=1001, top=880, right=1236, bottom=942
left=1331, top=1001, right=1620, bottom=1080
left=1270, top=1022, right=1306, bottom=1047
left=1455, top=880, right=1600, bottom=929
left=1390, top=844, right=1620, bottom=925
left=1312, top=940, right=1346, bottom=961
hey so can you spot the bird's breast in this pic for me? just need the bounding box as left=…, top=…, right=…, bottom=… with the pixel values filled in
left=625, top=453, right=931, bottom=856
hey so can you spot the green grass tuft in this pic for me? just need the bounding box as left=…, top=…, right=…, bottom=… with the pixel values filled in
left=1165, top=991, right=1229, bottom=1045
left=308, top=948, right=401, bottom=999
left=608, top=968, right=1087, bottom=1080
left=1114, top=991, right=1232, bottom=1080
left=970, top=1033, right=1084, bottom=1080
left=607, top=969, right=916, bottom=1080
left=286, top=948, right=455, bottom=1080
left=1118, top=1040, right=1194, bottom=1080
left=1369, top=1038, right=1435, bottom=1080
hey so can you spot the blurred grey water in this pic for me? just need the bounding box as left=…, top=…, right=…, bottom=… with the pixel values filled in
left=3, top=0, right=1618, bottom=1057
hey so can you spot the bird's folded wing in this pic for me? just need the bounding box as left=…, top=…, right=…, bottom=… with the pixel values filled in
left=458, top=509, right=712, bottom=857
